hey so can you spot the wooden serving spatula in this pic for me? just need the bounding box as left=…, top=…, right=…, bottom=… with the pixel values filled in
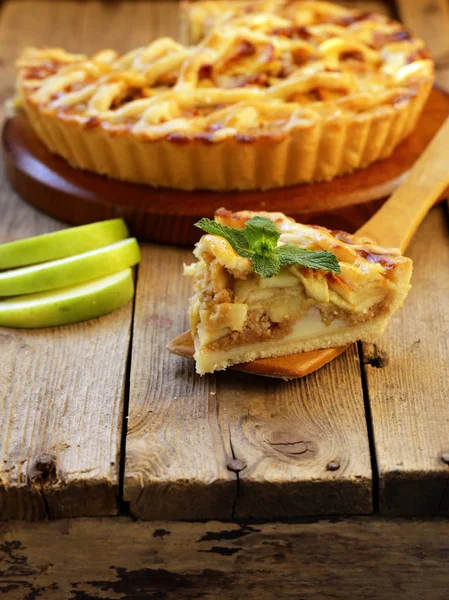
left=168, top=116, right=449, bottom=378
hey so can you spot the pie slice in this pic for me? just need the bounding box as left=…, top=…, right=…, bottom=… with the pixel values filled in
left=184, top=208, right=412, bottom=374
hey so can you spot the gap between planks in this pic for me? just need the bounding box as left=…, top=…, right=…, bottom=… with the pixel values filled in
left=361, top=207, right=449, bottom=515
left=117, top=264, right=139, bottom=514
left=357, top=341, right=380, bottom=512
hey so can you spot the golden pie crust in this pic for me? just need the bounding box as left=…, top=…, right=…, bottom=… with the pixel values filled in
left=15, top=1, right=434, bottom=190
left=185, top=208, right=413, bottom=374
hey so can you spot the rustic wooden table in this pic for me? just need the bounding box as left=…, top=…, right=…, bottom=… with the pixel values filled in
left=0, top=1, right=448, bottom=597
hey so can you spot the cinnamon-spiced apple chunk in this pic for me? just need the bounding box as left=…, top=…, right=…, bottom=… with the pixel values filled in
left=184, top=209, right=412, bottom=374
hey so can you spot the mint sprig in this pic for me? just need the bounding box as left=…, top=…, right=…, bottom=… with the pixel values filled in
left=195, top=216, right=340, bottom=278
left=194, top=219, right=252, bottom=258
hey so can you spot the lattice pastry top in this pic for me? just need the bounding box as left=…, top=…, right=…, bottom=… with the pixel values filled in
left=17, top=1, right=433, bottom=143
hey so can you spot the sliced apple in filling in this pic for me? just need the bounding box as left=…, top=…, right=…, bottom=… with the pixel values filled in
left=184, top=208, right=412, bottom=375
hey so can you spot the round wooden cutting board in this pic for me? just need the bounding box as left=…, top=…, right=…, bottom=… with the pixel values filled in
left=3, top=87, right=449, bottom=245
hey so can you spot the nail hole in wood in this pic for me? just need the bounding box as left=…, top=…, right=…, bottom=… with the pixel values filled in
left=326, top=461, right=340, bottom=471
left=227, top=459, right=247, bottom=473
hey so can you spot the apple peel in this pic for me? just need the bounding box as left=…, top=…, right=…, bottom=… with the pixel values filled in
left=0, top=238, right=140, bottom=296
left=0, top=219, right=129, bottom=270
left=0, top=268, right=134, bottom=328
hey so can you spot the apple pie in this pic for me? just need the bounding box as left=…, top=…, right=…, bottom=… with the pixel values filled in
left=15, top=0, right=433, bottom=190
left=184, top=208, right=412, bottom=374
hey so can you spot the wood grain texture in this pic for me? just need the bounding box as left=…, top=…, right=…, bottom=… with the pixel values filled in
left=218, top=348, right=373, bottom=519
left=396, top=0, right=449, bottom=65
left=436, top=68, right=449, bottom=92
left=1, top=517, right=449, bottom=600
left=126, top=245, right=372, bottom=519
left=124, top=246, right=236, bottom=520
left=362, top=207, right=449, bottom=515
left=0, top=0, right=147, bottom=519
left=1, top=0, right=448, bottom=523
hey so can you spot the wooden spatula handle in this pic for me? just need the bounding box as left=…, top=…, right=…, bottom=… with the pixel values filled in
left=357, top=115, right=449, bottom=252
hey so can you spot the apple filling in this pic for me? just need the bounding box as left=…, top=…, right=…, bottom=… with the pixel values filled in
left=187, top=250, right=391, bottom=350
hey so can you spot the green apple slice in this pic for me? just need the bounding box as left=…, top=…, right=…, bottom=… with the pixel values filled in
left=0, top=238, right=140, bottom=296
left=0, top=219, right=129, bottom=270
left=0, top=268, right=134, bottom=328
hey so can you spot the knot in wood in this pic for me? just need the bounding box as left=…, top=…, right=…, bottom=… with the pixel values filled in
left=265, top=429, right=314, bottom=457
left=326, top=461, right=340, bottom=472
left=227, top=459, right=247, bottom=473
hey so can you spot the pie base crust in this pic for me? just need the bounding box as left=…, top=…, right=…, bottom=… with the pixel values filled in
left=22, top=84, right=430, bottom=191
left=194, top=310, right=394, bottom=375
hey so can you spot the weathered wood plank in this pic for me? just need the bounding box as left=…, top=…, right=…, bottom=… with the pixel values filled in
left=396, top=0, right=449, bottom=66
left=1, top=517, right=449, bottom=599
left=362, top=208, right=449, bottom=515
left=124, top=246, right=236, bottom=520
left=220, top=349, right=373, bottom=519
left=0, top=0, right=155, bottom=519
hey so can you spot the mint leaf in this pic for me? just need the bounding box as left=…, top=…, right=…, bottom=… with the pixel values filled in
left=194, top=218, right=253, bottom=258
left=195, top=216, right=341, bottom=278
left=275, top=244, right=341, bottom=273
left=244, top=216, right=280, bottom=254
left=252, top=253, right=281, bottom=278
